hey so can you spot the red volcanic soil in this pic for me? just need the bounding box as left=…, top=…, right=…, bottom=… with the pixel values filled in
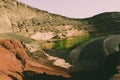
left=0, top=39, right=70, bottom=80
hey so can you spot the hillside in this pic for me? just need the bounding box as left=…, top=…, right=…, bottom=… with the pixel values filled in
left=0, top=38, right=71, bottom=80
left=0, top=0, right=120, bottom=80
left=84, top=12, right=120, bottom=34
left=0, top=0, right=119, bottom=40
left=0, top=0, right=85, bottom=38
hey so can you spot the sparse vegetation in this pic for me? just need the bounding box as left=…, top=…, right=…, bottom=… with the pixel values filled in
left=0, top=0, right=120, bottom=80
left=0, top=0, right=120, bottom=38
left=0, top=0, right=119, bottom=60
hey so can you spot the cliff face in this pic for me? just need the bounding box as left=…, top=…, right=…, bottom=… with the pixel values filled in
left=0, top=39, right=27, bottom=80
left=0, top=0, right=119, bottom=40
left=0, top=39, right=70, bottom=80
left=0, top=0, right=84, bottom=38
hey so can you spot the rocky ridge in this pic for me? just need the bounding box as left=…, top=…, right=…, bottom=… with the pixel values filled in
left=0, top=38, right=70, bottom=80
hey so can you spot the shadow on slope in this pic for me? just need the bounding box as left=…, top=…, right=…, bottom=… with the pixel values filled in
left=22, top=50, right=120, bottom=80
left=70, top=51, right=120, bottom=80
left=85, top=12, right=120, bottom=34
left=69, top=35, right=120, bottom=80
left=23, top=70, right=71, bottom=80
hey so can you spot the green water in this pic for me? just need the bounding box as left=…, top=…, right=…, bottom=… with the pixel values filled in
left=52, top=35, right=89, bottom=51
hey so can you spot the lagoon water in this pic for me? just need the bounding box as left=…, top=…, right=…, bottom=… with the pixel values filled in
left=52, top=36, right=89, bottom=50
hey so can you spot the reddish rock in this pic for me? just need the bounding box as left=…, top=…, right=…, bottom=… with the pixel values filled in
left=0, top=38, right=70, bottom=80
left=0, top=39, right=27, bottom=80
left=0, top=75, right=12, bottom=80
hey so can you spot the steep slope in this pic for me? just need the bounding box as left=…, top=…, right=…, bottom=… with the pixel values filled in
left=0, top=33, right=73, bottom=70
left=84, top=12, right=120, bottom=34
left=0, top=0, right=119, bottom=41
left=69, top=35, right=120, bottom=80
left=0, top=0, right=120, bottom=80
left=0, top=38, right=70, bottom=80
left=0, top=0, right=85, bottom=39
left=0, top=38, right=27, bottom=80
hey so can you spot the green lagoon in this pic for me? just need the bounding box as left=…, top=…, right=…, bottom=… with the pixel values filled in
left=52, top=35, right=89, bottom=51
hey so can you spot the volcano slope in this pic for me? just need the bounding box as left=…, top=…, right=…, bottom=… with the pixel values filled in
left=69, top=35, right=120, bottom=80
left=0, top=38, right=27, bottom=80
left=0, top=38, right=70, bottom=80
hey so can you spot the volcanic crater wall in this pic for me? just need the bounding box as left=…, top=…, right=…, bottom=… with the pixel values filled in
left=0, top=39, right=27, bottom=80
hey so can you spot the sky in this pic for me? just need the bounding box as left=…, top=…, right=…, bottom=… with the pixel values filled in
left=18, top=0, right=120, bottom=18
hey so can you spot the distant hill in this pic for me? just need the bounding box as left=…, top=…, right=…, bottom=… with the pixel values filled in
left=84, top=12, right=120, bottom=35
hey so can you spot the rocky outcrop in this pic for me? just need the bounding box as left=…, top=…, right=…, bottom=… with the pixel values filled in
left=0, top=38, right=28, bottom=65
left=0, top=39, right=27, bottom=80
left=30, top=27, right=87, bottom=40
left=0, top=39, right=70, bottom=80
